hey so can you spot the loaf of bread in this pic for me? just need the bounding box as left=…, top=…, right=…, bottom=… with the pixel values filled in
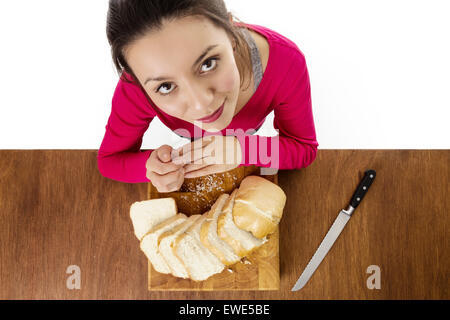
left=130, top=175, right=286, bottom=282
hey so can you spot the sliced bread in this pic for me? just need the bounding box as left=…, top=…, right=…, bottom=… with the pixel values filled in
left=217, top=189, right=266, bottom=256
left=130, top=197, right=177, bottom=241
left=158, top=214, right=201, bottom=279
left=140, top=214, right=187, bottom=274
left=200, top=194, right=241, bottom=266
left=174, top=215, right=225, bottom=281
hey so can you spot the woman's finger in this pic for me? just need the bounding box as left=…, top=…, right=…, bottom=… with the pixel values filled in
left=173, top=137, right=211, bottom=157
left=156, top=144, right=173, bottom=163
left=172, top=138, right=214, bottom=164
left=183, top=162, right=212, bottom=173
left=148, top=152, right=183, bottom=175
left=149, top=167, right=185, bottom=192
left=185, top=163, right=238, bottom=179
left=166, top=172, right=185, bottom=192
left=183, top=165, right=216, bottom=179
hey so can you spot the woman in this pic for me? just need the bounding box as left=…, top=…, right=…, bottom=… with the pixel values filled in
left=98, top=0, right=319, bottom=192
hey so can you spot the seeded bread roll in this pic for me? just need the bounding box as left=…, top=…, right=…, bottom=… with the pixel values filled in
left=232, top=176, right=286, bottom=239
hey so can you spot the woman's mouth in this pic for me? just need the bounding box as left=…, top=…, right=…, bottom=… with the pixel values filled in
left=196, top=100, right=226, bottom=123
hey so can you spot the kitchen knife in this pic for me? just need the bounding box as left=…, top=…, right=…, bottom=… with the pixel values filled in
left=291, top=169, right=376, bottom=291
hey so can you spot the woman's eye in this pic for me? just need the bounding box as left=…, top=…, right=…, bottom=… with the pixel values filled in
left=200, top=57, right=218, bottom=73
left=155, top=57, right=220, bottom=96
left=156, top=83, right=174, bottom=95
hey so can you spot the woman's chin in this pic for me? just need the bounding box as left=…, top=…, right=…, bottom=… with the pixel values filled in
left=202, top=121, right=228, bottom=132
left=206, top=113, right=235, bottom=132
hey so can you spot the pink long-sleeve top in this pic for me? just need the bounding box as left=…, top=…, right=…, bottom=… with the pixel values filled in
left=98, top=23, right=319, bottom=183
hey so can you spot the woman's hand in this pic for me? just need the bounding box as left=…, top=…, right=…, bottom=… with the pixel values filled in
left=146, top=144, right=185, bottom=193
left=171, top=135, right=242, bottom=179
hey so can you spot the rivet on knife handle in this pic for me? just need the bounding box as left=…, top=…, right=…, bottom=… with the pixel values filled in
left=349, top=169, right=376, bottom=211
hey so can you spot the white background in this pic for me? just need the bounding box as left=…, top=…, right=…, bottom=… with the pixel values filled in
left=0, top=0, right=449, bottom=149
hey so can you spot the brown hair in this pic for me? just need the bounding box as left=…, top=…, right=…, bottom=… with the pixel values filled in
left=106, top=0, right=253, bottom=92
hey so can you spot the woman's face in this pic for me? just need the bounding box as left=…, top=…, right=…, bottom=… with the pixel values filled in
left=124, top=16, right=242, bottom=132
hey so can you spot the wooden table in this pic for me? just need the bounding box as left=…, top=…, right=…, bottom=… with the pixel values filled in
left=0, top=150, right=448, bottom=299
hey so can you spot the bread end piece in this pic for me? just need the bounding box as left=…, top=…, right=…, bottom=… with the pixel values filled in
left=130, top=197, right=177, bottom=241
left=232, top=176, right=286, bottom=239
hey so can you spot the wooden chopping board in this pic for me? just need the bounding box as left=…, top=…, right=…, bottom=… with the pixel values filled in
left=147, top=165, right=280, bottom=291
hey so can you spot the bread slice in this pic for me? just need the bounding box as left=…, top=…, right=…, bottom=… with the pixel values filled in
left=217, top=188, right=266, bottom=256
left=232, top=176, right=286, bottom=238
left=140, top=214, right=187, bottom=274
left=158, top=214, right=201, bottom=278
left=130, top=198, right=177, bottom=241
left=174, top=215, right=225, bottom=281
left=200, top=194, right=241, bottom=265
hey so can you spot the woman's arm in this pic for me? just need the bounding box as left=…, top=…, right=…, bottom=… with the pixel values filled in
left=236, top=50, right=319, bottom=169
left=97, top=78, right=155, bottom=183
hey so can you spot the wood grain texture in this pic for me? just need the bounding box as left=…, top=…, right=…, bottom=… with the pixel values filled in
left=0, top=150, right=448, bottom=299
left=146, top=165, right=280, bottom=291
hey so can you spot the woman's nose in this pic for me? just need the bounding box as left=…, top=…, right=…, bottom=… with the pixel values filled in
left=184, top=81, right=214, bottom=112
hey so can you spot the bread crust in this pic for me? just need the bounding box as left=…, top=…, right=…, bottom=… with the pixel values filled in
left=232, top=200, right=278, bottom=238
left=232, top=176, right=286, bottom=238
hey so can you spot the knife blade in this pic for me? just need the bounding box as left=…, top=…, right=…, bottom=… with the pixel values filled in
left=291, top=169, right=376, bottom=291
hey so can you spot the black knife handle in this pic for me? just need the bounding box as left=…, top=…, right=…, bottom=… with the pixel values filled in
left=350, top=169, right=376, bottom=209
